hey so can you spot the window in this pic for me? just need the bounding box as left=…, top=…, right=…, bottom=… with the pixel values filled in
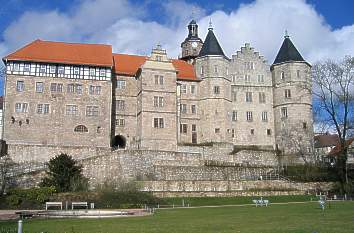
left=99, top=69, right=106, bottom=77
left=76, top=84, right=82, bottom=94
left=231, top=87, right=237, bottom=102
left=246, top=92, right=253, bottom=102
left=259, top=92, right=266, bottom=103
left=285, top=89, right=291, bottom=98
left=67, top=84, right=75, bottom=93
left=232, top=111, right=237, bottom=121
left=181, top=84, right=187, bottom=94
left=153, top=118, right=164, bottom=128
left=50, top=66, right=56, bottom=74
left=191, top=105, right=196, bottom=114
left=281, top=107, right=288, bottom=118
left=116, top=100, right=125, bottom=111
left=281, top=72, right=285, bottom=80
left=303, top=122, right=307, bottom=129
left=192, top=124, right=196, bottom=132
left=154, top=96, right=164, bottom=107
left=245, top=74, right=251, bottom=82
left=89, top=85, right=101, bottom=95
left=251, top=129, right=255, bottom=135
left=15, top=103, right=28, bottom=113
left=258, top=75, right=264, bottom=83
left=214, top=86, right=220, bottom=94
left=200, top=66, right=204, bottom=75
left=159, top=76, right=164, bottom=85
left=51, top=83, right=63, bottom=92
left=67, top=84, right=82, bottom=94
left=86, top=106, right=99, bottom=117
left=246, top=111, right=253, bottom=122
left=13, top=63, right=19, bottom=71
left=66, top=105, right=78, bottom=116
left=117, top=80, right=126, bottom=89
left=24, top=64, right=30, bottom=72
left=232, top=75, right=236, bottom=83
left=156, top=55, right=162, bottom=61
left=36, top=82, right=44, bottom=93
left=89, top=68, right=96, bottom=77
left=245, top=62, right=254, bottom=70
left=215, top=128, right=220, bottom=133
left=297, top=70, right=300, bottom=78
left=232, top=129, right=235, bottom=138
left=74, top=125, right=88, bottom=133
left=191, top=85, right=196, bottom=94
left=214, top=65, right=218, bottom=73
left=261, top=111, right=268, bottom=122
left=267, top=129, right=272, bottom=136
left=116, top=118, right=125, bottom=127
left=16, top=81, right=24, bottom=92
left=40, top=65, right=46, bottom=73
left=58, top=66, right=65, bottom=74
left=180, top=104, right=187, bottom=113
left=180, top=124, right=188, bottom=134
left=74, top=67, right=80, bottom=75
left=37, top=104, right=49, bottom=114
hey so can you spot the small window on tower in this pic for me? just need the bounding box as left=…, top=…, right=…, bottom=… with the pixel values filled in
left=303, top=122, right=307, bottom=129
left=281, top=72, right=285, bottom=80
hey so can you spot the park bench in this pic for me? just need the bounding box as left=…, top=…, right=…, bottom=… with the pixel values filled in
left=72, top=202, right=88, bottom=210
left=45, top=202, right=62, bottom=210
left=252, top=198, right=269, bottom=207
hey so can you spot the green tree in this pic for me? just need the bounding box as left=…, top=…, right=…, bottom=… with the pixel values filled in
left=41, top=153, right=88, bottom=192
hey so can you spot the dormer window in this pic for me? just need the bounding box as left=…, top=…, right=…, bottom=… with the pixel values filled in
left=90, top=68, right=95, bottom=77
left=99, top=69, right=105, bottom=77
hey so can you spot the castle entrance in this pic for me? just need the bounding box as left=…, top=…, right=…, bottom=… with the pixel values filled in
left=112, top=135, right=126, bottom=149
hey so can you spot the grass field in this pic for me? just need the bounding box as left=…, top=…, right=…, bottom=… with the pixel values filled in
left=1, top=201, right=354, bottom=233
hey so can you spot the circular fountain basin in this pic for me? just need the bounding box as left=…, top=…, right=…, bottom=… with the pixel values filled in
left=37, top=210, right=142, bottom=219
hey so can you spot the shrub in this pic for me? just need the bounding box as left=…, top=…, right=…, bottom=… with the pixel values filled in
left=3, top=187, right=56, bottom=209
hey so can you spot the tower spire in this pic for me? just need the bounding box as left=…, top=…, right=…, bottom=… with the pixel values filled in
left=208, top=19, right=213, bottom=31
left=284, top=30, right=289, bottom=39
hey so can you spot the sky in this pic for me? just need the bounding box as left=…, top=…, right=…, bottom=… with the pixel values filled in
left=0, top=0, right=354, bottom=64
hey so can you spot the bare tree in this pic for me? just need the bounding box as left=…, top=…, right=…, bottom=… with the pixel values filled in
left=279, top=125, right=314, bottom=165
left=312, top=56, right=354, bottom=192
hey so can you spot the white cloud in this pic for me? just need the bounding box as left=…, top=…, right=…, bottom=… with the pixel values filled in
left=1, top=0, right=354, bottom=64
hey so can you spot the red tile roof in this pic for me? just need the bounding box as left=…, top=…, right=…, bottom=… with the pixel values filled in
left=329, top=137, right=354, bottom=156
left=314, top=134, right=340, bottom=148
left=4, top=39, right=113, bottom=67
left=4, top=40, right=198, bottom=81
left=113, top=54, right=147, bottom=76
left=113, top=53, right=198, bottom=81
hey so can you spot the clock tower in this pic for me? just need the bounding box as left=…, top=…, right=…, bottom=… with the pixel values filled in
left=181, top=19, right=203, bottom=63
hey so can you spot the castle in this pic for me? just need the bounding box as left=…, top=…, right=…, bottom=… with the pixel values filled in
left=2, top=20, right=314, bottom=162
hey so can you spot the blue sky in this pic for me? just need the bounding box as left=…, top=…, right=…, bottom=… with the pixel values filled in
left=0, top=0, right=354, bottom=62
left=1, top=0, right=353, bottom=34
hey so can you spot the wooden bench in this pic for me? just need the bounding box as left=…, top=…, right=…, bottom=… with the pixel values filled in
left=72, top=202, right=88, bottom=210
left=45, top=202, right=62, bottom=210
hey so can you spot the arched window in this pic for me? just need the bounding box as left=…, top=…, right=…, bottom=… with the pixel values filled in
left=74, top=125, right=88, bottom=133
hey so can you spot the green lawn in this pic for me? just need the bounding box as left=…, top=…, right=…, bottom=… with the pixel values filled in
left=1, top=201, right=354, bottom=233
left=162, top=195, right=317, bottom=207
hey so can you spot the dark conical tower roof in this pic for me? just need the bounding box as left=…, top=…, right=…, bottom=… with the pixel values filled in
left=198, top=28, right=225, bottom=57
left=273, top=35, right=305, bottom=65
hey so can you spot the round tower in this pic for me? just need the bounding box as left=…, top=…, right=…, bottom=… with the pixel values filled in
left=271, top=33, right=314, bottom=163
